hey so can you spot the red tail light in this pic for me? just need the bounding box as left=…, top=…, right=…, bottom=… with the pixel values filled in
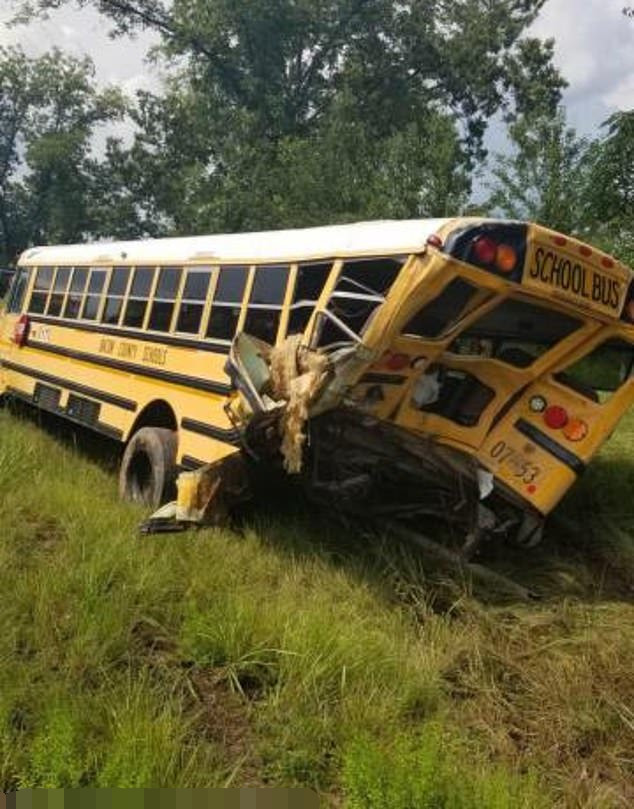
left=473, top=236, right=497, bottom=265
left=12, top=314, right=29, bottom=347
left=444, top=222, right=527, bottom=282
left=544, top=405, right=568, bottom=430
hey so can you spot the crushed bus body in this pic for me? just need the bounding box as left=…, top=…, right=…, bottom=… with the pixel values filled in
left=2, top=219, right=633, bottom=569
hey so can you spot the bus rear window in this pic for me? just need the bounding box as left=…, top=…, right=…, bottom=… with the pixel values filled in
left=450, top=298, right=582, bottom=368
left=555, top=339, right=634, bottom=402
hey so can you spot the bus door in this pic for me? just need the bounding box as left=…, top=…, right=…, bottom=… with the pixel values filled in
left=477, top=328, right=633, bottom=515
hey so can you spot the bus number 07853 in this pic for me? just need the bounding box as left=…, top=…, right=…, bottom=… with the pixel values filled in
left=489, top=440, right=541, bottom=484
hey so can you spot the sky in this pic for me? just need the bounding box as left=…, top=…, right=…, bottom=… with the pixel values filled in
left=1, top=0, right=633, bottom=147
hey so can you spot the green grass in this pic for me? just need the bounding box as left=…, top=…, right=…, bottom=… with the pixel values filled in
left=1, top=406, right=633, bottom=806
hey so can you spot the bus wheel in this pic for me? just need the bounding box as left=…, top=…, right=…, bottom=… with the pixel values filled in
left=119, top=427, right=177, bottom=508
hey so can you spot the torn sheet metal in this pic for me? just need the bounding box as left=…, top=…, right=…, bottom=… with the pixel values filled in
left=268, top=334, right=330, bottom=473
left=142, top=451, right=250, bottom=533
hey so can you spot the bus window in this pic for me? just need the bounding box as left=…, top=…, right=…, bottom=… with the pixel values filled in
left=555, top=339, right=634, bottom=402
left=82, top=269, right=107, bottom=321
left=7, top=267, right=29, bottom=313
left=28, top=266, right=54, bottom=314
left=450, top=298, right=582, bottom=368
left=287, top=261, right=333, bottom=337
left=403, top=278, right=480, bottom=339
left=148, top=266, right=181, bottom=332
left=102, top=266, right=131, bottom=326
left=243, top=265, right=289, bottom=344
left=0, top=268, right=13, bottom=299
left=176, top=268, right=212, bottom=334
left=123, top=266, right=156, bottom=328
left=63, top=267, right=89, bottom=318
left=206, top=266, right=249, bottom=341
left=46, top=266, right=72, bottom=317
left=322, top=258, right=404, bottom=343
left=412, top=365, right=495, bottom=426
left=336, top=257, right=403, bottom=296
left=293, top=262, right=332, bottom=303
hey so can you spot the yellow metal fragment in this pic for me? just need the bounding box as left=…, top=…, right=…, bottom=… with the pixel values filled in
left=175, top=450, right=249, bottom=524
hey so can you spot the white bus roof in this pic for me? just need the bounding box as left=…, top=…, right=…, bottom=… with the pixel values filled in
left=19, top=218, right=455, bottom=266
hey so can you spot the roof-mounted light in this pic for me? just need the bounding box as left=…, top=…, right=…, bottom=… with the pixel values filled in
left=443, top=222, right=527, bottom=283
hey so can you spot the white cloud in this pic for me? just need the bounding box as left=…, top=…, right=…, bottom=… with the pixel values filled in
left=603, top=72, right=634, bottom=110
left=0, top=5, right=159, bottom=93
left=530, top=0, right=634, bottom=132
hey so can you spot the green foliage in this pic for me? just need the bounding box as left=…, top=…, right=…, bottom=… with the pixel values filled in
left=487, top=105, right=634, bottom=268
left=0, top=45, right=124, bottom=264
left=1, top=408, right=634, bottom=802
left=13, top=0, right=565, bottom=234
left=343, top=727, right=546, bottom=809
left=581, top=111, right=634, bottom=265
left=19, top=702, right=85, bottom=788
left=487, top=108, right=591, bottom=234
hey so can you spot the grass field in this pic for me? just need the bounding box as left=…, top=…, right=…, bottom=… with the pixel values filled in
left=0, top=405, right=633, bottom=806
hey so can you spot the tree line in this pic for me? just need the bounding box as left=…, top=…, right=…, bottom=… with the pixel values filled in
left=1, top=0, right=632, bottom=266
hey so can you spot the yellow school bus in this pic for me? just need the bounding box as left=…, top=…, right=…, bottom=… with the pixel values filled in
left=1, top=219, right=633, bottom=552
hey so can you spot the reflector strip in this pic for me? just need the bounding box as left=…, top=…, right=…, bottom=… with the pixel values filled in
left=514, top=419, right=586, bottom=476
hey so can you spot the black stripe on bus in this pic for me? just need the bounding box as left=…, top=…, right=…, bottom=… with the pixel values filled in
left=6, top=386, right=123, bottom=441
left=360, top=373, right=408, bottom=386
left=29, top=315, right=231, bottom=355
left=179, top=455, right=207, bottom=472
left=1, top=359, right=137, bottom=411
left=181, top=417, right=241, bottom=445
left=514, top=418, right=586, bottom=476
left=25, top=339, right=233, bottom=396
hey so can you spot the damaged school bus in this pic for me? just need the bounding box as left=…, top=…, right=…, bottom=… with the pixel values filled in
left=1, top=219, right=633, bottom=558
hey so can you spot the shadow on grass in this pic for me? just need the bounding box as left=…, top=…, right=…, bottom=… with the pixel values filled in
left=237, top=458, right=634, bottom=609
left=6, top=398, right=633, bottom=609
left=2, top=397, right=122, bottom=475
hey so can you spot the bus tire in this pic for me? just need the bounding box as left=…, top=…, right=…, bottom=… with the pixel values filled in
left=119, top=426, right=177, bottom=508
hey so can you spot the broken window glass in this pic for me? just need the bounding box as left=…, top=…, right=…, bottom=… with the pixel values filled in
left=323, top=257, right=405, bottom=342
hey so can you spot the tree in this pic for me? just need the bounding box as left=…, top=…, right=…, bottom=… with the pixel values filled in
left=582, top=110, right=634, bottom=265
left=486, top=110, right=590, bottom=235
left=13, top=0, right=565, bottom=234
left=0, top=46, right=124, bottom=264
